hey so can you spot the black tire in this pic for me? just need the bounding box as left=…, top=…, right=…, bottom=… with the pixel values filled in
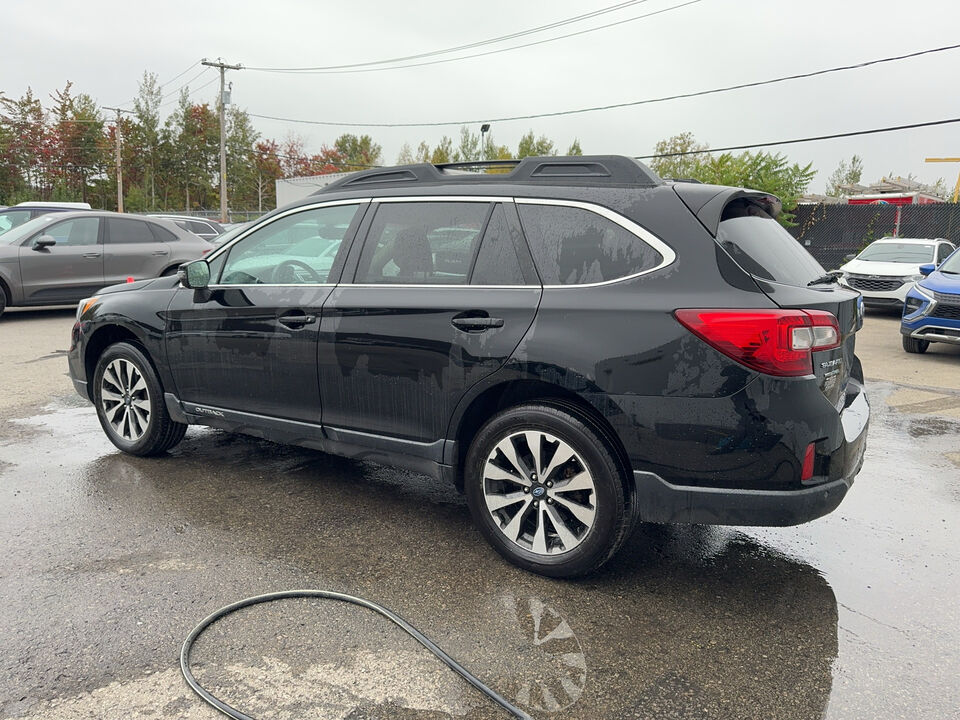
left=93, top=342, right=187, bottom=456
left=902, top=335, right=929, bottom=354
left=464, top=404, right=630, bottom=578
left=0, top=285, right=7, bottom=318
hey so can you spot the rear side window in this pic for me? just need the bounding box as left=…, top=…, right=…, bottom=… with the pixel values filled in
left=471, top=204, right=528, bottom=286
left=149, top=222, right=178, bottom=242
left=107, top=218, right=156, bottom=244
left=717, top=199, right=825, bottom=285
left=517, top=203, right=662, bottom=285
left=187, top=220, right=214, bottom=235
left=356, top=202, right=488, bottom=284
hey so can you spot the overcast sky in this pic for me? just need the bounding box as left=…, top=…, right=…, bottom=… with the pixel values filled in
left=4, top=0, right=959, bottom=193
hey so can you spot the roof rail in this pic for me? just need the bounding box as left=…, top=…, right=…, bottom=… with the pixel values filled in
left=316, top=155, right=662, bottom=193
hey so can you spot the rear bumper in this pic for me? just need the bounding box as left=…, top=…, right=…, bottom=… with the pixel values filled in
left=633, top=387, right=869, bottom=526
left=634, top=471, right=852, bottom=526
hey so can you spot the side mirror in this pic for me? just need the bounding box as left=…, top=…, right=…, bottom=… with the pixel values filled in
left=843, top=253, right=856, bottom=262
left=918, top=263, right=935, bottom=277
left=177, top=260, right=210, bottom=289
left=33, top=235, right=56, bottom=250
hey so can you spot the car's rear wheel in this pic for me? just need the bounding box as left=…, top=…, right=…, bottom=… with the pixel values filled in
left=902, top=335, right=930, bottom=354
left=93, top=342, right=187, bottom=456
left=0, top=285, right=7, bottom=318
left=464, top=404, right=630, bottom=577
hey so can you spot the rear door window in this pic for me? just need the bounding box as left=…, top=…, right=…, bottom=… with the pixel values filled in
left=106, top=218, right=156, bottom=244
left=470, top=204, right=530, bottom=286
left=517, top=202, right=663, bottom=285
left=717, top=199, right=825, bottom=285
left=355, top=201, right=488, bottom=285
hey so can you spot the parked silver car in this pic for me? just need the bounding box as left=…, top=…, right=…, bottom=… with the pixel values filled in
left=147, top=214, right=224, bottom=241
left=0, top=211, right=211, bottom=317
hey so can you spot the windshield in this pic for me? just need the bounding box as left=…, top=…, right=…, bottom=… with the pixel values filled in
left=716, top=200, right=825, bottom=285
left=0, top=214, right=61, bottom=245
left=857, top=242, right=934, bottom=263
left=939, top=247, right=960, bottom=274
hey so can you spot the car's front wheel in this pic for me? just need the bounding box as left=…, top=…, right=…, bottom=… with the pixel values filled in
left=902, top=335, right=930, bottom=354
left=464, top=404, right=630, bottom=577
left=93, top=342, right=187, bottom=456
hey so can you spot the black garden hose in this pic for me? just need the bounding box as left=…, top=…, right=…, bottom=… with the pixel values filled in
left=180, top=589, right=534, bottom=720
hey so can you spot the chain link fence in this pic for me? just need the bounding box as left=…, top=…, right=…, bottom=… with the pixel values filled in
left=789, top=203, right=960, bottom=270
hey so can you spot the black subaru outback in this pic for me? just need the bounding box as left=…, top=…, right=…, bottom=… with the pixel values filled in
left=68, top=156, right=868, bottom=577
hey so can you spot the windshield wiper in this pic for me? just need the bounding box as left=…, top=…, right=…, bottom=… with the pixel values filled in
left=807, top=273, right=840, bottom=286
left=941, top=269, right=958, bottom=275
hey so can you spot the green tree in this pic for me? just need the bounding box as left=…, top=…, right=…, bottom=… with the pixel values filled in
left=225, top=106, right=260, bottom=210
left=455, top=126, right=481, bottom=162
left=430, top=135, right=454, bottom=164
left=516, top=130, right=555, bottom=158
left=647, top=131, right=708, bottom=180
left=649, top=132, right=815, bottom=225
left=333, top=133, right=382, bottom=169
left=566, top=139, right=583, bottom=156
left=396, top=142, right=415, bottom=165
left=825, top=154, right=863, bottom=196
left=131, top=72, right=163, bottom=209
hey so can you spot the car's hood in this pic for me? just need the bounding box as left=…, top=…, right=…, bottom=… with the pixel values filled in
left=839, top=259, right=925, bottom=276
left=918, top=270, right=960, bottom=295
left=97, top=276, right=178, bottom=296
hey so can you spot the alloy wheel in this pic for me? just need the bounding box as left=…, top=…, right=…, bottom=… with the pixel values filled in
left=100, top=358, right=151, bottom=442
left=483, top=430, right=597, bottom=556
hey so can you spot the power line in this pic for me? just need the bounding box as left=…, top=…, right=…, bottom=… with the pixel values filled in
left=635, top=117, right=960, bottom=159
left=113, top=60, right=202, bottom=108
left=247, top=0, right=650, bottom=72
left=246, top=42, right=960, bottom=128
left=158, top=74, right=218, bottom=109
left=246, top=0, right=702, bottom=75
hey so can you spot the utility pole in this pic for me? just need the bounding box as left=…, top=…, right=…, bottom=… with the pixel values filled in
left=202, top=58, right=242, bottom=223
left=924, top=157, right=960, bottom=202
left=102, top=106, right=135, bottom=212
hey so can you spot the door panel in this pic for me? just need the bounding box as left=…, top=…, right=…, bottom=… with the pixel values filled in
left=318, top=286, right=541, bottom=441
left=165, top=285, right=332, bottom=421
left=104, top=217, right=169, bottom=284
left=163, top=202, right=366, bottom=421
left=17, top=217, right=103, bottom=303
left=318, top=200, right=541, bottom=443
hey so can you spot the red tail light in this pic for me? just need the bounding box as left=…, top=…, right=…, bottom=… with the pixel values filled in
left=801, top=442, right=816, bottom=481
left=674, top=309, right=841, bottom=377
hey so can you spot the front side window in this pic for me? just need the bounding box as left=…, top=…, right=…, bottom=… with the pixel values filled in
left=37, top=217, right=100, bottom=247
left=218, top=204, right=360, bottom=285
left=517, top=203, right=663, bottom=285
left=355, top=202, right=488, bottom=285
left=106, top=218, right=155, bottom=244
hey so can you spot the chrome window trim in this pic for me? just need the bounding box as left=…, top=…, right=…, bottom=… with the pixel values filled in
left=202, top=198, right=371, bottom=289
left=197, top=195, right=677, bottom=290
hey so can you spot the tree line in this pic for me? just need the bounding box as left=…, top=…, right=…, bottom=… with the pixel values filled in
left=0, top=74, right=584, bottom=213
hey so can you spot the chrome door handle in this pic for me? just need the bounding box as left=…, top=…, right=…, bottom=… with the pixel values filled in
left=83, top=253, right=101, bottom=259
left=452, top=316, right=504, bottom=331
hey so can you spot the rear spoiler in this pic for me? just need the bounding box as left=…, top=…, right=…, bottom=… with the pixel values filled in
left=671, top=183, right=782, bottom=237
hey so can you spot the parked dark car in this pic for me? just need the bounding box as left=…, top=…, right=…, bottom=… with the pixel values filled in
left=68, top=156, right=869, bottom=577
left=0, top=201, right=91, bottom=236
left=147, top=214, right=224, bottom=241
left=0, top=211, right=210, bottom=316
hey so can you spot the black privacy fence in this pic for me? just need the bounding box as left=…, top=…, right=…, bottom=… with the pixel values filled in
left=788, top=203, right=960, bottom=270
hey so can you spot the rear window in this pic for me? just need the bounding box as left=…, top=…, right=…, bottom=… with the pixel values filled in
left=717, top=199, right=825, bottom=285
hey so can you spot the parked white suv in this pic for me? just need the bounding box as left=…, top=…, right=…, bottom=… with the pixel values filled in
left=838, top=237, right=956, bottom=308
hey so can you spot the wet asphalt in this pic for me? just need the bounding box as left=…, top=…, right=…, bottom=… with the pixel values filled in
left=0, top=310, right=958, bottom=720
